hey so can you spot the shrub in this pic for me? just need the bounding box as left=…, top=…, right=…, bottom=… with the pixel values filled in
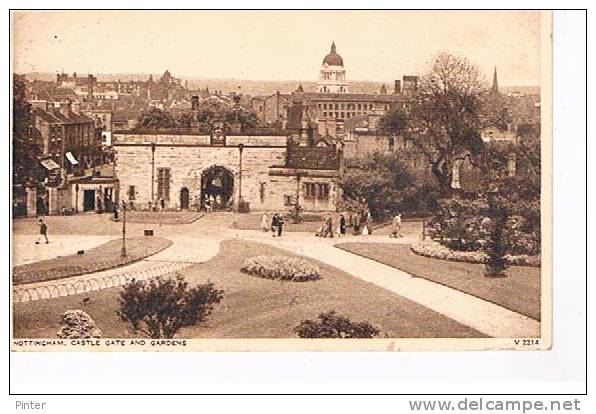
left=427, top=196, right=491, bottom=251
left=117, top=274, right=224, bottom=338
left=294, top=311, right=379, bottom=338
left=241, top=255, right=321, bottom=282
left=57, top=309, right=102, bottom=339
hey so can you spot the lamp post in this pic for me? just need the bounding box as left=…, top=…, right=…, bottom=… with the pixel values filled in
left=120, top=200, right=127, bottom=258
left=150, top=142, right=156, bottom=208
left=294, top=172, right=302, bottom=223
left=75, top=183, right=79, bottom=213
left=237, top=143, right=244, bottom=209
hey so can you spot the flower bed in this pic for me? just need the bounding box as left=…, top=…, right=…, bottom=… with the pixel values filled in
left=241, top=255, right=321, bottom=282
left=411, top=240, right=540, bottom=267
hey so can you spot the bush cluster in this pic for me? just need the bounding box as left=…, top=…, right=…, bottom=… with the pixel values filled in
left=241, top=255, right=321, bottom=282
left=117, top=275, right=224, bottom=339
left=428, top=195, right=540, bottom=257
left=294, top=311, right=379, bottom=338
left=57, top=309, right=102, bottom=339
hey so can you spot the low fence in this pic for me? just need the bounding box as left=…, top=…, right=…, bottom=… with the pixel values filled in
left=13, top=261, right=191, bottom=303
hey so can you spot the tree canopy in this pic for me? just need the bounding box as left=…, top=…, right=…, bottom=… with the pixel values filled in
left=380, top=53, right=509, bottom=192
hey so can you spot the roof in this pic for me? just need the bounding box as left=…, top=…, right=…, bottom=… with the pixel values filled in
left=286, top=146, right=340, bottom=170
left=343, top=114, right=369, bottom=132
left=322, top=42, right=344, bottom=67
left=298, top=92, right=402, bottom=103
left=33, top=107, right=94, bottom=125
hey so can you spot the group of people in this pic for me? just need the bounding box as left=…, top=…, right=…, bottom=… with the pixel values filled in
left=261, top=212, right=285, bottom=237
left=315, top=210, right=373, bottom=238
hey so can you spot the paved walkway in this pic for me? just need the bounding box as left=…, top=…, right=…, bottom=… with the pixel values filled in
left=12, top=234, right=222, bottom=303
left=13, top=213, right=540, bottom=338
left=12, top=235, right=114, bottom=266
left=241, top=232, right=540, bottom=338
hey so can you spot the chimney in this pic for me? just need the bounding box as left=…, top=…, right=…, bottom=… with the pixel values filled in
left=191, top=95, right=199, bottom=110
left=394, top=80, right=401, bottom=94
left=59, top=99, right=72, bottom=117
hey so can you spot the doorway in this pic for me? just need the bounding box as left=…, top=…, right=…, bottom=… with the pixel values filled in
left=200, top=166, right=234, bottom=210
left=83, top=189, right=96, bottom=211
left=180, top=187, right=190, bottom=210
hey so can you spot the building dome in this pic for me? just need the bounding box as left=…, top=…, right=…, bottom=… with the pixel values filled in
left=322, top=42, right=343, bottom=67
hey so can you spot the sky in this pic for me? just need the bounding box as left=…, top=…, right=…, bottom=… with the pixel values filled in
left=11, top=11, right=542, bottom=86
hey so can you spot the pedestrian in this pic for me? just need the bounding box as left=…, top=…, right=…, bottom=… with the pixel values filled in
left=324, top=213, right=334, bottom=238
left=271, top=213, right=278, bottom=236
left=36, top=217, right=49, bottom=244
left=96, top=195, right=103, bottom=214
left=276, top=213, right=285, bottom=237
left=364, top=210, right=373, bottom=235
left=339, top=213, right=346, bottom=237
left=113, top=205, right=119, bottom=222
left=160, top=197, right=165, bottom=211
left=261, top=212, right=270, bottom=232
left=353, top=211, right=361, bottom=235
left=391, top=212, right=403, bottom=238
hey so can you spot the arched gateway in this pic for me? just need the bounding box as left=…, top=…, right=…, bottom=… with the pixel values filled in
left=200, top=165, right=234, bottom=210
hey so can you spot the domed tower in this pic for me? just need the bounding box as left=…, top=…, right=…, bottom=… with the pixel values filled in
left=317, top=42, right=348, bottom=94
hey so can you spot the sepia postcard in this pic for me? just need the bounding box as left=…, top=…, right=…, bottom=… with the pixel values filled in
left=10, top=10, right=552, bottom=352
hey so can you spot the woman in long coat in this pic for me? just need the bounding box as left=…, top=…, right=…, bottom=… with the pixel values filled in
left=261, top=212, right=270, bottom=232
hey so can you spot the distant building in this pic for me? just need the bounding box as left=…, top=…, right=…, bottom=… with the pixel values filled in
left=250, top=91, right=291, bottom=125
left=318, top=42, right=348, bottom=93
left=28, top=99, right=117, bottom=215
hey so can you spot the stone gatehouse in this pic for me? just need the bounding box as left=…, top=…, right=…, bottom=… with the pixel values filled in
left=112, top=131, right=341, bottom=212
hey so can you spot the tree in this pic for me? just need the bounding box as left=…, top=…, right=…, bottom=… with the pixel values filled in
left=339, top=152, right=415, bottom=219
left=117, top=275, right=224, bottom=339
left=295, top=311, right=380, bottom=338
left=13, top=75, right=38, bottom=184
left=380, top=53, right=508, bottom=192
left=174, top=111, right=196, bottom=128
left=136, top=107, right=177, bottom=129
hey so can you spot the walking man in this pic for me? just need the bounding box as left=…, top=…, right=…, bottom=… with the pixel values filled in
left=276, top=213, right=285, bottom=237
left=324, top=213, right=334, bottom=238
left=36, top=217, right=49, bottom=244
left=339, top=213, right=346, bottom=237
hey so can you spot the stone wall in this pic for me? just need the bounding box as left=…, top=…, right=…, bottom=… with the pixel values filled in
left=113, top=133, right=340, bottom=212
left=114, top=143, right=287, bottom=210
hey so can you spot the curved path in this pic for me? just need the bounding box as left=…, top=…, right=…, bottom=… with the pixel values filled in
left=13, top=213, right=540, bottom=338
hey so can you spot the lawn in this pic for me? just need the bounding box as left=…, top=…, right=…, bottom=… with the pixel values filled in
left=13, top=237, right=172, bottom=285
left=13, top=240, right=485, bottom=339
left=335, top=243, right=541, bottom=321
left=112, top=211, right=204, bottom=225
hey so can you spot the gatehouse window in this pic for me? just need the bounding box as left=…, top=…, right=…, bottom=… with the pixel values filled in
left=128, top=185, right=136, bottom=200
left=304, top=183, right=330, bottom=200
left=157, top=168, right=171, bottom=201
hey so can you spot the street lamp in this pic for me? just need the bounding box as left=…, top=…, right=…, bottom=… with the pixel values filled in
left=150, top=142, right=156, bottom=208
left=75, top=183, right=79, bottom=213
left=237, top=143, right=244, bottom=209
left=120, top=200, right=127, bottom=258
left=294, top=172, right=302, bottom=223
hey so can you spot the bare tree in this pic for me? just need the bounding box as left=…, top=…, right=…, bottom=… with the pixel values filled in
left=382, top=53, right=508, bottom=192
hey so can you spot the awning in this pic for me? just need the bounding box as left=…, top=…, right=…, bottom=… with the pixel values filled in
left=39, top=158, right=60, bottom=170
left=65, top=152, right=79, bottom=165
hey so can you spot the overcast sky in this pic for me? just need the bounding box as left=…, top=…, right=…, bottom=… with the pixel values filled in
left=12, top=11, right=542, bottom=86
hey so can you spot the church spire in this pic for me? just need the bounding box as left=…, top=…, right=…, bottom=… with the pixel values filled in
left=491, top=66, right=499, bottom=94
